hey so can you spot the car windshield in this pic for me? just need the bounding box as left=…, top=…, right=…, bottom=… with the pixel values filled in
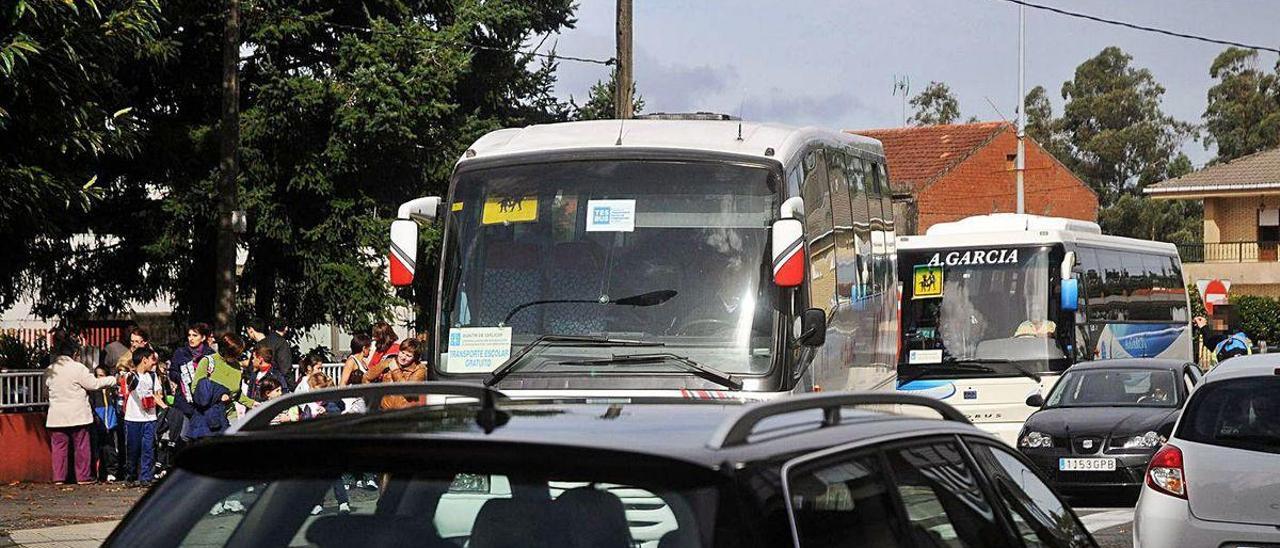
left=1178, top=376, right=1280, bottom=454
left=1045, top=369, right=1179, bottom=408
left=112, top=468, right=718, bottom=547
left=899, top=246, right=1068, bottom=378
left=438, top=159, right=779, bottom=378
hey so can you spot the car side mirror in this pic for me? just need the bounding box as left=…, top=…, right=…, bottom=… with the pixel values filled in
left=1025, top=393, right=1045, bottom=408
left=798, top=308, right=826, bottom=347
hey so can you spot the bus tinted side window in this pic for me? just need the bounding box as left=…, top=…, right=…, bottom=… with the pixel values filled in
left=849, top=158, right=873, bottom=299
left=802, top=149, right=836, bottom=314
left=1096, top=250, right=1127, bottom=320
left=1165, top=255, right=1188, bottom=320
left=1077, top=248, right=1104, bottom=322
left=868, top=162, right=886, bottom=295
left=828, top=150, right=857, bottom=304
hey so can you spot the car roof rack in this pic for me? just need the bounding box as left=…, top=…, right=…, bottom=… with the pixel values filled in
left=707, top=391, right=971, bottom=449
left=231, top=382, right=510, bottom=434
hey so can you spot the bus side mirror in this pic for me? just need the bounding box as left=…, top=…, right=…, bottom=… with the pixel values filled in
left=1025, top=393, right=1045, bottom=408
left=389, top=219, right=418, bottom=287
left=798, top=308, right=826, bottom=347
left=1060, top=278, right=1079, bottom=312
left=772, top=218, right=805, bottom=288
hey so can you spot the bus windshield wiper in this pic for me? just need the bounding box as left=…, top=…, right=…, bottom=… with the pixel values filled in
left=557, top=353, right=743, bottom=391
left=484, top=335, right=664, bottom=387
left=502, top=290, right=677, bottom=325
left=950, top=358, right=1042, bottom=382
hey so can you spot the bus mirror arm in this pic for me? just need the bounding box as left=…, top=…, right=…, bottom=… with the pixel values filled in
left=398, top=196, right=442, bottom=224
left=797, top=308, right=826, bottom=347
left=389, top=197, right=442, bottom=287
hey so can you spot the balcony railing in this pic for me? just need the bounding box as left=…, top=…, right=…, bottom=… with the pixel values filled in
left=1177, top=241, right=1280, bottom=263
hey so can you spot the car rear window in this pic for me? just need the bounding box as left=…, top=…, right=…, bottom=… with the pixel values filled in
left=111, top=470, right=718, bottom=547
left=1177, top=376, right=1280, bottom=454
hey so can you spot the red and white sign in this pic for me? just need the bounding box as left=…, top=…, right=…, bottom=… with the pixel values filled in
left=1197, top=278, right=1231, bottom=314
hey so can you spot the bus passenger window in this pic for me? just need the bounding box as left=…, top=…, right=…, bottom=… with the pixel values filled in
left=802, top=150, right=836, bottom=314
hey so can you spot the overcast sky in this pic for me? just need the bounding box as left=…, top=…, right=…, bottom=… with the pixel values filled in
left=539, top=0, right=1280, bottom=167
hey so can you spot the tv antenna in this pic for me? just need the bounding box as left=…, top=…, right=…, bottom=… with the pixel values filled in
left=892, top=75, right=911, bottom=125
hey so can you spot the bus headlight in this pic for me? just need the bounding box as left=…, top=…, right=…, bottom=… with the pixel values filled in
left=1019, top=431, right=1053, bottom=449
left=1118, top=431, right=1162, bottom=449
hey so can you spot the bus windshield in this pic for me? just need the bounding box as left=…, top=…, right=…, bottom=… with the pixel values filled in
left=438, top=159, right=779, bottom=379
left=899, top=246, right=1068, bottom=379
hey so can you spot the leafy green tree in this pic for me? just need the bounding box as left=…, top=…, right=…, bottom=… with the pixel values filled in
left=1204, top=47, right=1280, bottom=163
left=1023, top=85, right=1071, bottom=163
left=908, top=81, right=961, bottom=126
left=9, top=0, right=579, bottom=332
left=570, top=72, right=644, bottom=120
left=0, top=0, right=171, bottom=319
left=1097, top=154, right=1200, bottom=242
left=1057, top=47, right=1193, bottom=205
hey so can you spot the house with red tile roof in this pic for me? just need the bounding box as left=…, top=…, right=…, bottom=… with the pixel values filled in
left=850, top=121, right=1098, bottom=234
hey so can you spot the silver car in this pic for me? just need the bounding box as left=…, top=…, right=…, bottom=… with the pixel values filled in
left=1133, top=355, right=1280, bottom=547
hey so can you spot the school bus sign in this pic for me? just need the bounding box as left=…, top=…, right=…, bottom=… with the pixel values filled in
left=912, top=264, right=944, bottom=299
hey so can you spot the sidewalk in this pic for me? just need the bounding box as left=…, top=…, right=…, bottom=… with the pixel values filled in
left=3, top=520, right=118, bottom=548
left=0, top=482, right=142, bottom=548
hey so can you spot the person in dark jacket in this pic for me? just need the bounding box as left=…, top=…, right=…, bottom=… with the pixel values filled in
left=247, top=318, right=293, bottom=390
left=245, top=343, right=290, bottom=403
left=186, top=376, right=231, bottom=439
left=170, top=323, right=214, bottom=416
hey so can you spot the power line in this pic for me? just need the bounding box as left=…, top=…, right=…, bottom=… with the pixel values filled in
left=261, top=11, right=614, bottom=66
left=989, top=0, right=1280, bottom=55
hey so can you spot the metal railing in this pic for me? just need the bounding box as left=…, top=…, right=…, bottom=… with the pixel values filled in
left=0, top=370, right=48, bottom=410
left=1, top=363, right=355, bottom=412
left=320, top=362, right=345, bottom=383
left=1176, top=241, right=1279, bottom=263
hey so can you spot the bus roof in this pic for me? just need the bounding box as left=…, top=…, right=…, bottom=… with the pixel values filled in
left=459, top=119, right=884, bottom=167
left=896, top=214, right=1179, bottom=255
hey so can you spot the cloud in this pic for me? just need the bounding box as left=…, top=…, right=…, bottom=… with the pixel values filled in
left=741, top=90, right=875, bottom=127
left=636, top=62, right=738, bottom=113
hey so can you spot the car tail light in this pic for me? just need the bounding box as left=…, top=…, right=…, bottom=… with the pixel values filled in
left=1146, top=444, right=1186, bottom=499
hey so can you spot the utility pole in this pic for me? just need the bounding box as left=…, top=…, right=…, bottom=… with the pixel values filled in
left=215, top=0, right=240, bottom=332
left=614, top=0, right=634, bottom=119
left=1015, top=3, right=1026, bottom=214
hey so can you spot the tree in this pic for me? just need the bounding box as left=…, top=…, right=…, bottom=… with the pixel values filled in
left=1097, top=154, right=1201, bottom=242
left=1023, top=85, right=1070, bottom=163
left=0, top=0, right=171, bottom=319
left=1057, top=47, right=1193, bottom=205
left=908, top=81, right=961, bottom=126
left=1204, top=47, right=1280, bottom=163
left=7, top=0, right=580, bottom=331
left=570, top=72, right=644, bottom=121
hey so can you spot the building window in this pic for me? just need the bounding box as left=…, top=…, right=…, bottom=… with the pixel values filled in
left=1259, top=208, right=1279, bottom=243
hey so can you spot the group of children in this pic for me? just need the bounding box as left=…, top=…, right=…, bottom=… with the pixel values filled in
left=88, top=329, right=348, bottom=487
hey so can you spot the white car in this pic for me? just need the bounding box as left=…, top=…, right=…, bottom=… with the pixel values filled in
left=1134, top=354, right=1280, bottom=547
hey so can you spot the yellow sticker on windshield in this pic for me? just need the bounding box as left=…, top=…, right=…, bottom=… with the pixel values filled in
left=913, top=265, right=944, bottom=299
left=481, top=196, right=538, bottom=225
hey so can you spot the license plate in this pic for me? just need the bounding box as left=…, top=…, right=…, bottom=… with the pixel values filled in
left=1058, top=458, right=1117, bottom=471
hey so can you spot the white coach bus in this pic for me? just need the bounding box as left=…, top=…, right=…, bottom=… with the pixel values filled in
left=389, top=115, right=899, bottom=399
left=896, top=214, right=1192, bottom=444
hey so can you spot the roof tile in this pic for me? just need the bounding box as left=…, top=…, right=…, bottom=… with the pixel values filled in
left=849, top=122, right=1010, bottom=193
left=1145, top=146, right=1280, bottom=194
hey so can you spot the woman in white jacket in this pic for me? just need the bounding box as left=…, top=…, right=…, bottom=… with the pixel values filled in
left=44, top=328, right=117, bottom=484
